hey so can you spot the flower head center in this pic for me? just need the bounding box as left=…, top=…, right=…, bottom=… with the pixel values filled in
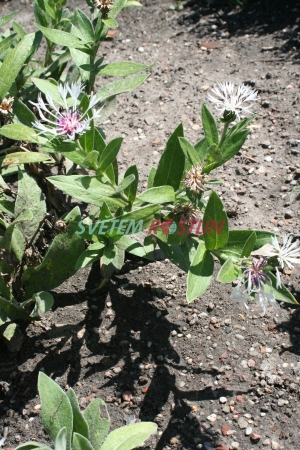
left=244, top=257, right=269, bottom=289
left=57, top=110, right=82, bottom=137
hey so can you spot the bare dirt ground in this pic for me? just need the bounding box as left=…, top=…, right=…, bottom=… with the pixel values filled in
left=1, top=1, right=300, bottom=449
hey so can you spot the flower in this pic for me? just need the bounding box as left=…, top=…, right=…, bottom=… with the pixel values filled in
left=207, top=82, right=258, bottom=122
left=183, top=164, right=208, bottom=193
left=172, top=202, right=197, bottom=220
left=263, top=234, right=300, bottom=288
left=0, top=97, right=14, bottom=116
left=94, top=0, right=113, bottom=15
left=231, top=257, right=278, bottom=314
left=31, top=83, right=101, bottom=141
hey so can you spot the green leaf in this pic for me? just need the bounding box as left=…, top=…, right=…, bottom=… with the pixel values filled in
left=100, top=422, right=157, bottom=450
left=0, top=274, right=11, bottom=300
left=101, top=243, right=125, bottom=278
left=22, top=208, right=85, bottom=299
left=253, top=230, right=275, bottom=250
left=95, top=96, right=117, bottom=125
left=0, top=295, right=32, bottom=321
left=81, top=151, right=99, bottom=171
left=220, top=129, right=249, bottom=155
left=186, top=242, right=214, bottom=303
left=123, top=165, right=138, bottom=204
left=97, top=62, right=148, bottom=77
left=266, top=273, right=299, bottom=305
left=72, top=433, right=94, bottom=450
left=12, top=20, right=27, bottom=39
left=147, top=167, right=156, bottom=189
left=109, top=0, right=127, bottom=16
left=70, top=47, right=90, bottom=82
left=48, top=175, right=127, bottom=209
left=66, top=389, right=89, bottom=439
left=227, top=115, right=256, bottom=137
left=75, top=242, right=105, bottom=269
left=202, top=104, right=219, bottom=146
left=0, top=124, right=47, bottom=144
left=0, top=10, right=19, bottom=28
left=15, top=443, right=50, bottom=450
left=102, top=17, right=118, bottom=28
left=114, top=174, right=135, bottom=195
left=84, top=398, right=110, bottom=449
left=217, top=257, right=241, bottom=283
left=137, top=186, right=175, bottom=204
left=203, top=191, right=228, bottom=250
left=98, top=137, right=123, bottom=174
left=96, top=74, right=149, bottom=102
left=178, top=137, right=202, bottom=166
left=54, top=428, right=67, bottom=450
left=212, top=230, right=254, bottom=262
left=38, top=373, right=73, bottom=450
left=241, top=231, right=256, bottom=257
left=28, top=292, right=54, bottom=318
left=36, top=24, right=89, bottom=49
left=32, top=78, right=65, bottom=106
left=115, top=236, right=154, bottom=260
left=75, top=9, right=94, bottom=41
left=156, top=238, right=189, bottom=272
left=13, top=97, right=37, bottom=127
left=15, top=443, right=52, bottom=450
left=153, top=123, right=185, bottom=190
left=0, top=34, right=17, bottom=58
left=124, top=0, right=143, bottom=6
left=0, top=33, right=35, bottom=100
left=194, top=137, right=209, bottom=163
left=15, top=167, right=46, bottom=239
left=0, top=151, right=50, bottom=167
left=3, top=322, right=17, bottom=341
left=204, top=129, right=249, bottom=175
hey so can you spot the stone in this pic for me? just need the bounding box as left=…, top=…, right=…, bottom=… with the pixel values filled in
left=222, top=405, right=230, bottom=414
left=138, top=47, right=144, bottom=53
left=277, top=399, right=286, bottom=407
left=247, top=359, right=256, bottom=368
left=122, top=391, right=132, bottom=402
left=284, top=210, right=293, bottom=219
left=250, top=433, right=261, bottom=442
left=207, top=413, right=217, bottom=423
left=238, top=417, right=248, bottom=429
left=219, top=397, right=227, bottom=404
left=216, top=445, right=228, bottom=450
left=230, top=442, right=239, bottom=450
left=245, top=427, right=253, bottom=436
left=262, top=439, right=271, bottom=446
left=236, top=395, right=244, bottom=403
left=271, top=442, right=280, bottom=450
left=221, top=423, right=230, bottom=436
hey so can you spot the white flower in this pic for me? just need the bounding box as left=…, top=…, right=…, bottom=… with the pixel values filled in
left=207, top=82, right=258, bottom=121
left=31, top=83, right=102, bottom=142
left=263, top=234, right=300, bottom=288
left=231, top=257, right=278, bottom=315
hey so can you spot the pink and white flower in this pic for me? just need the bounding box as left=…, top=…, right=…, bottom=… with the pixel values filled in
left=31, top=83, right=101, bottom=141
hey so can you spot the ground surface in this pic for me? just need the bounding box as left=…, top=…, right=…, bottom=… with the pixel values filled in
left=1, top=0, right=300, bottom=449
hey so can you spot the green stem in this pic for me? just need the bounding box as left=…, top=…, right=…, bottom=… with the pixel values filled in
left=219, top=121, right=230, bottom=148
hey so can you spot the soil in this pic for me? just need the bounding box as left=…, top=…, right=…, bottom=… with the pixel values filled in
left=1, top=1, right=300, bottom=450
